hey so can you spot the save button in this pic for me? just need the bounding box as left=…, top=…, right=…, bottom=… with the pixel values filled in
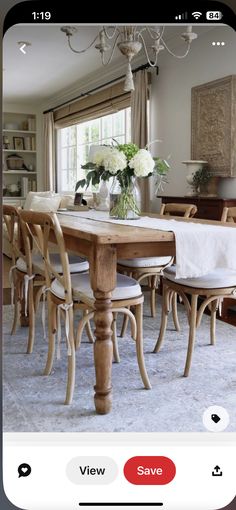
left=124, top=456, right=176, bottom=485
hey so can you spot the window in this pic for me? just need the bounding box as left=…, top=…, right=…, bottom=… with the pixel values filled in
left=57, top=108, right=131, bottom=193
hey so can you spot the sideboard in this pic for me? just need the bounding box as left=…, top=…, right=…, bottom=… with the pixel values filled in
left=158, top=196, right=236, bottom=220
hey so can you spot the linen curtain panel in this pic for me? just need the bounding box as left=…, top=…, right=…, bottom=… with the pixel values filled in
left=43, top=112, right=55, bottom=191
left=131, top=70, right=149, bottom=212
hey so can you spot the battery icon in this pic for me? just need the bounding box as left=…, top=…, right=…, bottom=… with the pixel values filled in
left=206, top=11, right=223, bottom=20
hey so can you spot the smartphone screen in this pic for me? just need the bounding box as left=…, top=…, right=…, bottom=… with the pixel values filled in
left=2, top=2, right=236, bottom=509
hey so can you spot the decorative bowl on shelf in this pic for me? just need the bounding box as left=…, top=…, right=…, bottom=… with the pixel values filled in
left=6, top=155, right=24, bottom=169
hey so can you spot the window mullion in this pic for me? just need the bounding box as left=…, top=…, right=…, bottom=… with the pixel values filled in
left=57, top=108, right=131, bottom=193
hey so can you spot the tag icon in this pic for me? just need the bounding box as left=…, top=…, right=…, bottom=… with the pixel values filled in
left=202, top=406, right=229, bottom=432
left=211, top=414, right=221, bottom=424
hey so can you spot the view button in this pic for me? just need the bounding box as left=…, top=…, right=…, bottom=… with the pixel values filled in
left=124, top=456, right=176, bottom=485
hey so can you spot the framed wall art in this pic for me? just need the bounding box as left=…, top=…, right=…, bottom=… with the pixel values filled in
left=13, top=137, right=25, bottom=151
left=191, top=75, right=236, bottom=177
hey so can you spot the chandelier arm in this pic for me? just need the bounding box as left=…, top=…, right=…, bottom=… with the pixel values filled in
left=101, top=33, right=120, bottom=65
left=138, top=33, right=159, bottom=67
left=67, top=33, right=100, bottom=54
left=137, top=27, right=148, bottom=37
left=145, top=26, right=165, bottom=41
left=161, top=39, right=191, bottom=58
left=102, top=26, right=120, bottom=39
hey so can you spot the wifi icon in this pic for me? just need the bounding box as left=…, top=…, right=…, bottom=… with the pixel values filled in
left=192, top=11, right=202, bottom=19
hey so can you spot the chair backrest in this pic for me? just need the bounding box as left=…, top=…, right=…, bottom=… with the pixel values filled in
left=160, top=202, right=197, bottom=218
left=19, top=210, right=72, bottom=304
left=3, top=204, right=22, bottom=264
left=221, top=206, right=236, bottom=223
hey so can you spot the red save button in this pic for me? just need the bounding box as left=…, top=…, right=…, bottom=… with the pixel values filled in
left=124, top=456, right=176, bottom=485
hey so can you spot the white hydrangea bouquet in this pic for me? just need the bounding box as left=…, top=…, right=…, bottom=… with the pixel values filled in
left=76, top=142, right=155, bottom=219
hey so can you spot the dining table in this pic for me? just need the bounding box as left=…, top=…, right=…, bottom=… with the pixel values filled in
left=56, top=210, right=236, bottom=415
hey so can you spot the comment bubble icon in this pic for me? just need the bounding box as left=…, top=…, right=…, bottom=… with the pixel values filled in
left=18, top=463, right=31, bottom=478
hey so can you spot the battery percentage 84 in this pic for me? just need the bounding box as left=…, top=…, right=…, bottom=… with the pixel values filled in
left=206, top=11, right=223, bottom=20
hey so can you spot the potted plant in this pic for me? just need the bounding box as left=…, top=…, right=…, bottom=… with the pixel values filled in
left=192, top=167, right=211, bottom=195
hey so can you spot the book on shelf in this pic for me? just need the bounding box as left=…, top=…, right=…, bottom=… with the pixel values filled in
left=24, top=136, right=32, bottom=150
left=31, top=137, right=36, bottom=150
left=31, top=180, right=37, bottom=191
left=21, top=176, right=28, bottom=197
left=23, top=136, right=36, bottom=150
left=27, top=118, right=36, bottom=131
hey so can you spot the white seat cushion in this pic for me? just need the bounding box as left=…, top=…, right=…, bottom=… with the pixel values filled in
left=51, top=272, right=142, bottom=301
left=16, top=254, right=89, bottom=274
left=118, top=256, right=172, bottom=268
left=164, top=265, right=236, bottom=289
left=16, top=257, right=30, bottom=272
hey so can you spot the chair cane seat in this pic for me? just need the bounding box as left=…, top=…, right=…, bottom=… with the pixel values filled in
left=118, top=256, right=172, bottom=268
left=164, top=265, right=236, bottom=289
left=16, top=253, right=89, bottom=275
left=51, top=272, right=142, bottom=301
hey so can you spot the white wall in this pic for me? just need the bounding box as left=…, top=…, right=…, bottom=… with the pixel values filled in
left=149, top=26, right=236, bottom=212
left=3, top=102, right=44, bottom=190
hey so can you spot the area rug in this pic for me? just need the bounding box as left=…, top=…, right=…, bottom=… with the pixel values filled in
left=3, top=296, right=236, bottom=432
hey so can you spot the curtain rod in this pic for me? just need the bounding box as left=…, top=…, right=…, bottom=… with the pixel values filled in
left=43, top=62, right=158, bottom=114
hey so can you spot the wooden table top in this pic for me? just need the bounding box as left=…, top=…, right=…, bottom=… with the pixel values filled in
left=57, top=212, right=236, bottom=245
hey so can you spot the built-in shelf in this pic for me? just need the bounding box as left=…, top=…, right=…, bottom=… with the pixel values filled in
left=3, top=149, right=36, bottom=154
left=3, top=112, right=37, bottom=202
left=3, top=171, right=36, bottom=175
left=3, top=196, right=26, bottom=200
left=3, top=129, right=36, bottom=134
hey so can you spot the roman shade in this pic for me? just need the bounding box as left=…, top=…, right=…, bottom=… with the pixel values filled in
left=54, top=82, right=131, bottom=128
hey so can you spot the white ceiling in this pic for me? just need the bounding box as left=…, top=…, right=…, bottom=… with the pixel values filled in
left=3, top=25, right=212, bottom=104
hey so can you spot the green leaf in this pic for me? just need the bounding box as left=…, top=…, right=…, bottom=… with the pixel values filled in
left=81, top=162, right=96, bottom=170
left=154, top=158, right=170, bottom=175
left=75, top=179, right=86, bottom=191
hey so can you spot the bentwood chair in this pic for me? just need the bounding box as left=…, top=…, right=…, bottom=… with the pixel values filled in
left=19, top=210, right=151, bottom=405
left=153, top=203, right=236, bottom=376
left=221, top=206, right=236, bottom=223
left=153, top=266, right=236, bottom=376
left=3, top=204, right=89, bottom=353
left=3, top=204, right=45, bottom=352
left=154, top=207, right=236, bottom=377
left=117, top=202, right=198, bottom=336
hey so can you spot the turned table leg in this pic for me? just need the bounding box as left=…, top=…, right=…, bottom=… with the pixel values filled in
left=90, top=245, right=116, bottom=415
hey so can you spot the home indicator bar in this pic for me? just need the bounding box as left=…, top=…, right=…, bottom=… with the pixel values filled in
left=79, top=504, right=164, bottom=507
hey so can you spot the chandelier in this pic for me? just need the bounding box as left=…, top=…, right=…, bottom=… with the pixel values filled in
left=61, top=25, right=198, bottom=92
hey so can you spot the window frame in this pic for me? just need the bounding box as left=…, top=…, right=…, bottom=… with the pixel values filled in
left=56, top=107, right=131, bottom=194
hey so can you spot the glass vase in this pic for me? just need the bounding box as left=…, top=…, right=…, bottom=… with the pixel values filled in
left=96, top=180, right=109, bottom=211
left=109, top=177, right=141, bottom=220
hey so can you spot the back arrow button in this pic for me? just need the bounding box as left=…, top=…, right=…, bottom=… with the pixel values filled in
left=18, top=41, right=31, bottom=55
left=20, top=44, right=26, bottom=54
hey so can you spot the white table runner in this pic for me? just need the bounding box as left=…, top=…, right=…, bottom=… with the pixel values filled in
left=58, top=210, right=236, bottom=279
